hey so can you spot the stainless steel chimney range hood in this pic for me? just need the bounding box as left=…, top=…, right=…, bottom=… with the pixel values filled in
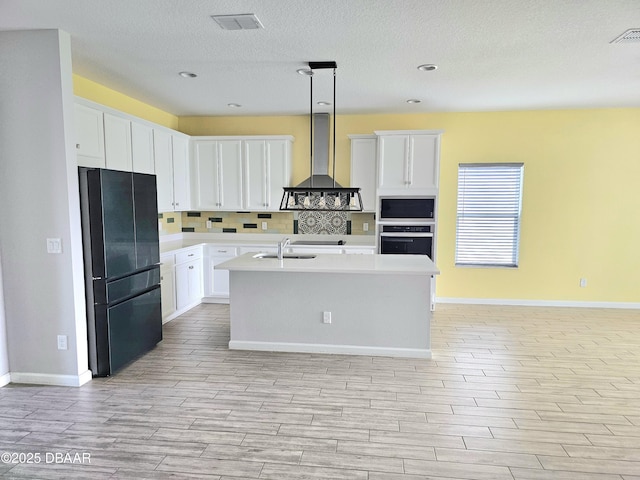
left=280, top=61, right=363, bottom=212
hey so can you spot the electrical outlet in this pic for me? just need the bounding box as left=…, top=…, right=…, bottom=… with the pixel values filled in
left=322, top=311, right=332, bottom=324
left=262, top=221, right=268, bottom=230
left=46, top=238, right=62, bottom=254
left=57, top=335, right=68, bottom=350
left=206, top=220, right=212, bottom=229
left=580, top=278, right=587, bottom=288
left=363, top=222, right=369, bottom=232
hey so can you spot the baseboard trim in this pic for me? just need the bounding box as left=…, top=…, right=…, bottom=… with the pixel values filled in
left=9, top=370, right=92, bottom=387
left=0, top=372, right=10, bottom=388
left=229, top=340, right=432, bottom=359
left=201, top=297, right=230, bottom=305
left=162, top=300, right=202, bottom=324
left=436, top=297, right=640, bottom=310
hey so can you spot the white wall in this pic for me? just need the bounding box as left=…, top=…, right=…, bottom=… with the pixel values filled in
left=0, top=249, right=10, bottom=387
left=0, top=29, right=90, bottom=386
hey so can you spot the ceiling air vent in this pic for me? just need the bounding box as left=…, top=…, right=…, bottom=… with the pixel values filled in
left=610, top=28, right=640, bottom=44
left=211, top=13, right=264, bottom=30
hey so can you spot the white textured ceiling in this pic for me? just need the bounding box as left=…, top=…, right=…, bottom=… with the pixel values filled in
left=2, top=0, right=640, bottom=116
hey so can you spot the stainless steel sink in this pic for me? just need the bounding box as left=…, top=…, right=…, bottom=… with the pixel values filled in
left=253, top=253, right=316, bottom=260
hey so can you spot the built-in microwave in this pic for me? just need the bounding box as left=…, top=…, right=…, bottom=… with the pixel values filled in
left=379, top=197, right=435, bottom=222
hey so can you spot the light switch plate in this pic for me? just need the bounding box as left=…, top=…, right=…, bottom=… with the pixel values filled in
left=46, top=238, right=62, bottom=254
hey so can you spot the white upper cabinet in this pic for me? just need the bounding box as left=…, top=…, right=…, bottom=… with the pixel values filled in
left=192, top=136, right=292, bottom=211
left=217, top=140, right=244, bottom=210
left=244, top=139, right=291, bottom=211
left=103, top=113, right=133, bottom=171
left=155, top=130, right=191, bottom=212
left=75, top=103, right=105, bottom=168
left=154, top=129, right=174, bottom=212
left=172, top=134, right=191, bottom=211
left=192, top=140, right=243, bottom=210
left=349, top=135, right=377, bottom=211
left=376, top=130, right=442, bottom=194
left=131, top=122, right=155, bottom=174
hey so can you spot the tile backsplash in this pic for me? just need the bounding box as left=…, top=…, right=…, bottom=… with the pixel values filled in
left=158, top=211, right=376, bottom=236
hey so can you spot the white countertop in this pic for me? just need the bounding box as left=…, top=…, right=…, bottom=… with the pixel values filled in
left=216, top=252, right=439, bottom=276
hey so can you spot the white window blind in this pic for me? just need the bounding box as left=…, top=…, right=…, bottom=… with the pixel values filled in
left=455, top=163, right=524, bottom=267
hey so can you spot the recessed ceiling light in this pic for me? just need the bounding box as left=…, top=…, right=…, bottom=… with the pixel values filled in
left=296, top=68, right=313, bottom=76
left=317, top=101, right=331, bottom=106
left=406, top=99, right=421, bottom=104
left=179, top=71, right=197, bottom=78
left=227, top=103, right=242, bottom=108
left=417, top=64, right=438, bottom=72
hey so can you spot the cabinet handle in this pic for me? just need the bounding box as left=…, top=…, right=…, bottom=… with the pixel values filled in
left=188, top=253, right=194, bottom=257
left=218, top=250, right=227, bottom=253
left=76, top=143, right=80, bottom=149
left=160, top=275, right=164, bottom=281
left=188, top=265, right=194, bottom=270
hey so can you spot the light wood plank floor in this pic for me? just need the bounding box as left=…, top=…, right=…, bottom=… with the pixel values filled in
left=1, top=303, right=639, bottom=479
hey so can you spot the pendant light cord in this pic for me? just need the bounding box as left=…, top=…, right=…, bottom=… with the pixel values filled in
left=332, top=67, right=337, bottom=188
left=309, top=71, right=314, bottom=189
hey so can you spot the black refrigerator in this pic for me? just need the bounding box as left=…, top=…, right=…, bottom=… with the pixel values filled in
left=79, top=168, right=162, bottom=377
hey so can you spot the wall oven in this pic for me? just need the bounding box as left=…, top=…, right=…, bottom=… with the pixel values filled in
left=379, top=225, right=434, bottom=259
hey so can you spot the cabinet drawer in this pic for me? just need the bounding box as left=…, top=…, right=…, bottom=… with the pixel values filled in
left=208, top=245, right=238, bottom=257
left=175, top=246, right=202, bottom=264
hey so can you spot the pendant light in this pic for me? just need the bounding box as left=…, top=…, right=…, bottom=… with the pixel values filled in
left=280, top=61, right=363, bottom=212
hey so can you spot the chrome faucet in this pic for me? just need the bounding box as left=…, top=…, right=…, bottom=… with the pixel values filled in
left=277, top=237, right=291, bottom=260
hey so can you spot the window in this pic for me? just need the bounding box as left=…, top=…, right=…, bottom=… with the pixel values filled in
left=455, top=163, right=524, bottom=267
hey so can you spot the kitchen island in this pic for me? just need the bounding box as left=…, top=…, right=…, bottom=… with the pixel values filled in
left=216, top=252, right=439, bottom=358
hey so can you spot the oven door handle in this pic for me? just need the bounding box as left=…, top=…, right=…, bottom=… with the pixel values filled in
left=380, top=233, right=433, bottom=237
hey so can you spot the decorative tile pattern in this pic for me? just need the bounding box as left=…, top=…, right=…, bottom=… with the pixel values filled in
left=181, top=211, right=294, bottom=234
left=298, top=210, right=348, bottom=235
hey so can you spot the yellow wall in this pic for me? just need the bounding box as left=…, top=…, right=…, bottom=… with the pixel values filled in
left=71, top=76, right=640, bottom=303
left=73, top=75, right=179, bottom=129
left=181, top=109, right=640, bottom=304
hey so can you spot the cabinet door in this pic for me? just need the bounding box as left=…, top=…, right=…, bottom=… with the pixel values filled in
left=218, top=140, right=243, bottom=210
left=172, top=135, right=190, bottom=210
left=187, top=259, right=202, bottom=304
left=174, top=262, right=190, bottom=310
left=160, top=262, right=176, bottom=319
left=154, top=130, right=174, bottom=212
left=265, top=140, right=290, bottom=210
left=104, top=113, right=133, bottom=171
left=131, top=122, right=155, bottom=174
left=244, top=140, right=267, bottom=211
left=350, top=137, right=377, bottom=211
left=408, top=135, right=439, bottom=190
left=378, top=135, right=409, bottom=189
left=210, top=256, right=232, bottom=297
left=192, top=141, right=219, bottom=210
left=74, top=103, right=105, bottom=167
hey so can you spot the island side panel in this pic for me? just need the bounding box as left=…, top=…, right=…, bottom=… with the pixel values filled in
left=228, top=270, right=432, bottom=358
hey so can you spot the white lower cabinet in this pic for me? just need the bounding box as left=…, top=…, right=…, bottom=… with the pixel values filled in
left=160, top=253, right=176, bottom=322
left=175, top=246, right=203, bottom=311
left=204, top=245, right=238, bottom=301
left=170, top=242, right=376, bottom=308
left=162, top=245, right=203, bottom=323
